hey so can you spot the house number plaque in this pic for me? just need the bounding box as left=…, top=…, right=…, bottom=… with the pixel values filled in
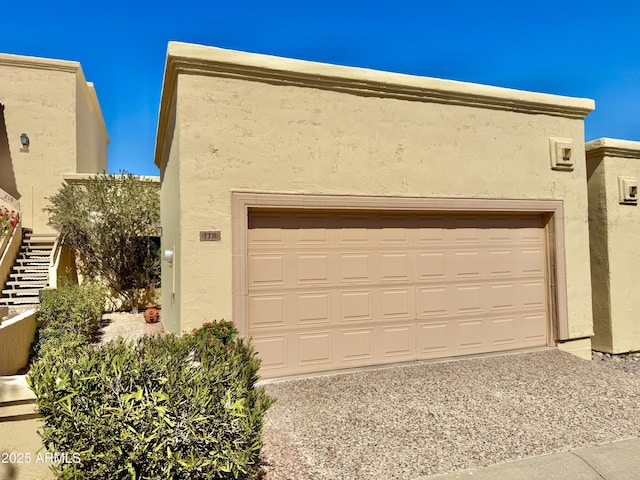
left=200, top=231, right=221, bottom=242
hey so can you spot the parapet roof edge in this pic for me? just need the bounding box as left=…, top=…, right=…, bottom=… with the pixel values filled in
left=0, top=52, right=80, bottom=74
left=155, top=41, right=596, bottom=168
left=0, top=53, right=109, bottom=143
left=586, top=138, right=640, bottom=159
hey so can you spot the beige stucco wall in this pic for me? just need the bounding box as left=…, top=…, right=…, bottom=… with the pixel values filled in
left=76, top=81, right=108, bottom=173
left=0, top=309, right=36, bottom=375
left=0, top=54, right=108, bottom=233
left=158, top=88, right=181, bottom=333
left=587, top=138, right=640, bottom=353
left=156, top=42, right=595, bottom=343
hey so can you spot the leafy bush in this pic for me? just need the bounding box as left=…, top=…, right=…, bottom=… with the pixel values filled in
left=35, top=283, right=106, bottom=356
left=45, top=172, right=160, bottom=312
left=27, top=332, right=274, bottom=480
left=192, top=319, right=239, bottom=345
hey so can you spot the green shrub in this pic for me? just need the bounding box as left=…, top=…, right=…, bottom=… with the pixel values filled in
left=27, top=332, right=274, bottom=480
left=192, top=319, right=239, bottom=345
left=35, top=283, right=106, bottom=356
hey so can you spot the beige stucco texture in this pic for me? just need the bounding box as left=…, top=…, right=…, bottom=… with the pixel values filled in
left=587, top=138, right=640, bottom=353
left=156, top=42, right=595, bottom=363
left=0, top=53, right=108, bottom=233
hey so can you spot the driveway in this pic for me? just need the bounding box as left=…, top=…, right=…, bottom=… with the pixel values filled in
left=259, top=349, right=640, bottom=480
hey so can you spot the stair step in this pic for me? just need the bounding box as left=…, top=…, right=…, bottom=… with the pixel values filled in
left=9, top=277, right=48, bottom=283
left=24, top=241, right=55, bottom=247
left=0, top=298, right=39, bottom=305
left=2, top=289, right=42, bottom=296
left=12, top=268, right=49, bottom=274
left=24, top=234, right=56, bottom=238
left=9, top=272, right=47, bottom=277
left=5, top=280, right=47, bottom=288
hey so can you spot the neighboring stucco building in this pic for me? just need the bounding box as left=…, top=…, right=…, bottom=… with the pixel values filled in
left=155, top=42, right=595, bottom=378
left=586, top=138, right=640, bottom=354
left=0, top=53, right=108, bottom=233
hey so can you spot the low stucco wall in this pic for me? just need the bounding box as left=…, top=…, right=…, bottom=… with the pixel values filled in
left=587, top=138, right=640, bottom=353
left=156, top=43, right=595, bottom=343
left=0, top=375, right=53, bottom=480
left=0, top=309, right=36, bottom=376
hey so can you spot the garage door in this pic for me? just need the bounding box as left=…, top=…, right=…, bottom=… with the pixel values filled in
left=247, top=210, right=549, bottom=377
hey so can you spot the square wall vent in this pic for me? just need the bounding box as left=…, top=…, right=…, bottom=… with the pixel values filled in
left=549, top=137, right=574, bottom=171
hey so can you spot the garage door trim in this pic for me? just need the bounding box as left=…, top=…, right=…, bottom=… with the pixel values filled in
left=232, top=193, right=568, bottom=356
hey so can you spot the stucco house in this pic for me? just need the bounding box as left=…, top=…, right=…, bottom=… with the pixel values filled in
left=155, top=42, right=596, bottom=378
left=0, top=53, right=108, bottom=306
left=0, top=52, right=108, bottom=234
left=586, top=138, right=640, bottom=354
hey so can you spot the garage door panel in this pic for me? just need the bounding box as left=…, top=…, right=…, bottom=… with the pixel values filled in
left=340, top=290, right=373, bottom=322
left=417, top=322, right=450, bottom=356
left=296, top=215, right=330, bottom=244
left=249, top=294, right=286, bottom=329
left=519, top=248, right=545, bottom=275
left=416, top=251, right=447, bottom=280
left=454, top=284, right=484, bottom=314
left=380, top=252, right=411, bottom=281
left=248, top=210, right=549, bottom=377
left=490, top=316, right=518, bottom=346
left=455, top=318, right=486, bottom=350
left=453, top=251, right=482, bottom=278
left=381, top=288, right=413, bottom=319
left=296, top=292, right=331, bottom=324
left=522, top=313, right=547, bottom=341
left=298, top=331, right=333, bottom=366
left=417, top=286, right=448, bottom=317
left=252, top=335, right=288, bottom=371
left=340, top=253, right=372, bottom=283
left=338, top=215, right=372, bottom=244
left=381, top=324, right=415, bottom=358
left=296, top=253, right=330, bottom=284
left=379, top=216, right=410, bottom=244
left=340, top=328, right=374, bottom=362
left=249, top=254, right=286, bottom=287
left=451, top=216, right=483, bottom=243
left=247, top=214, right=288, bottom=244
left=416, top=216, right=447, bottom=243
left=489, top=283, right=517, bottom=312
left=488, top=249, right=514, bottom=276
left=522, top=281, right=546, bottom=308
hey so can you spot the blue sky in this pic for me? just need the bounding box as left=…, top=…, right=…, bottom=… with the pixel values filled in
left=1, top=1, right=638, bottom=176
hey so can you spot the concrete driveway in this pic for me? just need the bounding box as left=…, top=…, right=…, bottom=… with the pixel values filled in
left=259, top=349, right=640, bottom=480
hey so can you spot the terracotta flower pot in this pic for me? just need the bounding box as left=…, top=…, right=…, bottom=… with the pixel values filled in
left=144, top=304, right=160, bottom=324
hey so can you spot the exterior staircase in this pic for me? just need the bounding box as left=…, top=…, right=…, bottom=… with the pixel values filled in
left=0, top=231, right=57, bottom=306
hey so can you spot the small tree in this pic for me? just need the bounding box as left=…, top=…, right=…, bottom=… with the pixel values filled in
left=46, top=172, right=160, bottom=312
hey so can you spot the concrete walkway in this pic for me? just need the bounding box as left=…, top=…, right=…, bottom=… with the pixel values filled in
left=423, top=437, right=640, bottom=480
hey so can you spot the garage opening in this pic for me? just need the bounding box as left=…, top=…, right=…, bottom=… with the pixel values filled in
left=245, top=208, right=551, bottom=377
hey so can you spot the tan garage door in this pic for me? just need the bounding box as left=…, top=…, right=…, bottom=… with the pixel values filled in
left=248, top=210, right=549, bottom=377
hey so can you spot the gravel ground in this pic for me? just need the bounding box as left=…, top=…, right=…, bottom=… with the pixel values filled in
left=97, top=311, right=164, bottom=344
left=259, top=349, right=640, bottom=480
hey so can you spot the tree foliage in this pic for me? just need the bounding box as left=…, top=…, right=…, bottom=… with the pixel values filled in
left=46, top=172, right=160, bottom=311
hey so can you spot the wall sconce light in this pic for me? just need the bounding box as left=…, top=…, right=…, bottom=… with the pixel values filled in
left=20, top=133, right=29, bottom=148
left=155, top=221, right=163, bottom=237
left=163, top=249, right=174, bottom=265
